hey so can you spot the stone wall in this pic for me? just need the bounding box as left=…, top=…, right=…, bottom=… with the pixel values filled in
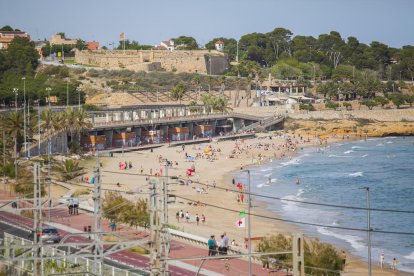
left=74, top=49, right=228, bottom=74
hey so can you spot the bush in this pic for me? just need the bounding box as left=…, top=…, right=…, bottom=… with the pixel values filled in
left=325, top=101, right=340, bottom=110
left=299, top=103, right=315, bottom=111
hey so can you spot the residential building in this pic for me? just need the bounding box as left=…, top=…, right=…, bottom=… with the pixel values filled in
left=50, top=34, right=77, bottom=45
left=0, top=30, right=30, bottom=49
left=87, top=41, right=99, bottom=50
left=155, top=40, right=175, bottom=51
left=215, top=40, right=224, bottom=51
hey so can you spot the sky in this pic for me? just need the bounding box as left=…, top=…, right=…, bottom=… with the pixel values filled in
left=0, top=0, right=413, bottom=49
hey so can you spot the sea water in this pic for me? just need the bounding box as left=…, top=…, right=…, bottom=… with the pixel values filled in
left=236, top=137, right=414, bottom=272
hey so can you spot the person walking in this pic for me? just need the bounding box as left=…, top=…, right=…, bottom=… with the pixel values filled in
left=208, top=235, right=216, bottom=256
left=185, top=211, right=190, bottom=223
left=176, top=211, right=180, bottom=222
left=196, top=214, right=200, bottom=225
left=72, top=197, right=79, bottom=215
left=223, top=232, right=229, bottom=255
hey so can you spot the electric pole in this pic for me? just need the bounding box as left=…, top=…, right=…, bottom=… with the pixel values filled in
left=93, top=153, right=103, bottom=274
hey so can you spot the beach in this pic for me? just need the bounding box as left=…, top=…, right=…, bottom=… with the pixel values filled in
left=73, top=129, right=410, bottom=275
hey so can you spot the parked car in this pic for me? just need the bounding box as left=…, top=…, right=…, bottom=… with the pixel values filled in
left=29, top=226, right=61, bottom=243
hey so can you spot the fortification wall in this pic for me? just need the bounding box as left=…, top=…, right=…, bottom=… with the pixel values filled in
left=74, top=50, right=228, bottom=74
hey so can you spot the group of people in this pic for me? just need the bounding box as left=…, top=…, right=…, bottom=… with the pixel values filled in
left=207, top=233, right=230, bottom=256
left=176, top=210, right=205, bottom=225
left=380, top=253, right=398, bottom=271
left=118, top=161, right=133, bottom=170
left=67, top=197, right=80, bottom=215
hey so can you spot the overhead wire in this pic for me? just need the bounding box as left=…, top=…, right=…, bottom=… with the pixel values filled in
left=173, top=194, right=414, bottom=236
left=102, top=170, right=414, bottom=214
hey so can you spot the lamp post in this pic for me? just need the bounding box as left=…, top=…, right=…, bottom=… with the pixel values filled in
left=13, top=88, right=19, bottom=112
left=45, top=87, right=51, bottom=108
left=22, top=77, right=27, bottom=157
left=360, top=187, right=372, bottom=276
left=65, top=78, right=70, bottom=107
left=241, top=169, right=252, bottom=276
left=0, top=128, right=5, bottom=191
left=76, top=87, right=82, bottom=109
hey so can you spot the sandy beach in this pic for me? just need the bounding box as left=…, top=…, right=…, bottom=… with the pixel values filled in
left=70, top=130, right=409, bottom=276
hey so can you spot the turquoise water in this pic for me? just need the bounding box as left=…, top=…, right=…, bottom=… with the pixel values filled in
left=236, top=137, right=414, bottom=272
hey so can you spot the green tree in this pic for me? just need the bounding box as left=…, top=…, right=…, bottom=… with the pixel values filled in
left=342, top=102, right=352, bottom=110
left=404, top=95, right=414, bottom=107
left=102, top=192, right=131, bottom=223
left=389, top=94, right=405, bottom=109
left=120, top=199, right=150, bottom=229
left=325, top=101, right=340, bottom=110
left=0, top=25, right=14, bottom=31
left=171, top=83, right=187, bottom=104
left=52, top=159, right=84, bottom=181
left=2, top=37, right=39, bottom=76
left=171, top=36, right=198, bottom=50
left=361, top=100, right=379, bottom=110
left=373, top=96, right=389, bottom=108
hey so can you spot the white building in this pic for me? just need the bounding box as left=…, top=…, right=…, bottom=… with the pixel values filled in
left=215, top=40, right=224, bottom=51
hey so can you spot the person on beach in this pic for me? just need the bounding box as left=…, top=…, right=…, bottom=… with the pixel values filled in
left=176, top=211, right=180, bottom=222
left=341, top=251, right=347, bottom=269
left=380, top=253, right=385, bottom=269
left=196, top=214, right=200, bottom=225
left=392, top=258, right=398, bottom=271
left=179, top=210, right=184, bottom=220
left=201, top=214, right=206, bottom=223
left=185, top=211, right=190, bottom=222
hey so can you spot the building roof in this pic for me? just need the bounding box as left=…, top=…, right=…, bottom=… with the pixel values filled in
left=162, top=40, right=173, bottom=46
left=0, top=31, right=28, bottom=36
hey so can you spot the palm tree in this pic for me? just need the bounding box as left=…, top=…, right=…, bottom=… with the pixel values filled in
left=52, top=159, right=84, bottom=181
left=74, top=108, right=92, bottom=148
left=191, top=75, right=201, bottom=103
left=234, top=76, right=240, bottom=108
left=51, top=112, right=67, bottom=153
left=2, top=112, right=24, bottom=153
left=219, top=75, right=226, bottom=98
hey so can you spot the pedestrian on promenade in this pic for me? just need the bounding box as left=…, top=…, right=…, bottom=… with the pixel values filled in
left=208, top=235, right=216, bottom=256
left=185, top=211, right=190, bottom=223
left=176, top=211, right=180, bottom=222
left=110, top=222, right=116, bottom=231
left=72, top=197, right=79, bottom=215
left=68, top=199, right=74, bottom=215
left=196, top=214, right=200, bottom=225
left=223, top=232, right=229, bottom=255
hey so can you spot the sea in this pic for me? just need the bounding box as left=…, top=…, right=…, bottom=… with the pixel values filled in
left=235, top=136, right=414, bottom=272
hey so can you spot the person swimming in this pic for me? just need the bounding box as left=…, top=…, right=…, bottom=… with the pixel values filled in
left=295, top=177, right=300, bottom=185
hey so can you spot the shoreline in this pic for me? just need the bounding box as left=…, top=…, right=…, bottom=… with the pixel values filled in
left=77, top=131, right=410, bottom=275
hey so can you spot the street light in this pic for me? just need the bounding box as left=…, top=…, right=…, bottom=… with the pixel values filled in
left=0, top=128, right=5, bottom=192
left=241, top=169, right=252, bottom=276
left=22, top=77, right=27, bottom=157
left=360, top=187, right=372, bottom=276
left=13, top=88, right=18, bottom=112
left=45, top=87, right=51, bottom=108
left=65, top=78, right=70, bottom=107
left=76, top=87, right=82, bottom=109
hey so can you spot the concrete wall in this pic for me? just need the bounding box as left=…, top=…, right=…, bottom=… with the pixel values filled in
left=74, top=49, right=228, bottom=74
